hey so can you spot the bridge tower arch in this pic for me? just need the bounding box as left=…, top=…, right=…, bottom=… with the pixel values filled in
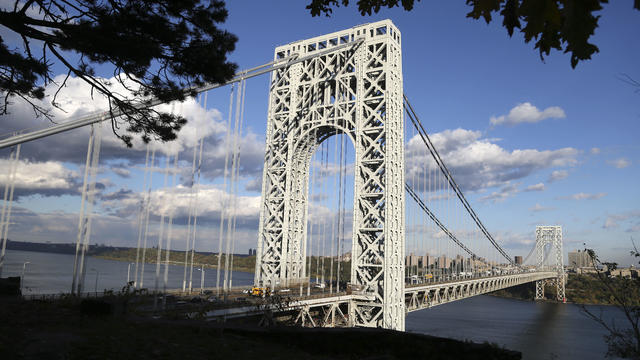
left=534, top=225, right=566, bottom=301
left=254, top=20, right=406, bottom=330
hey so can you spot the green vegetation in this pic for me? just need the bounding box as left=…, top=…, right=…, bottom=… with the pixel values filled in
left=491, top=273, right=640, bottom=306
left=91, top=247, right=257, bottom=273
left=93, top=248, right=354, bottom=282
left=566, top=274, right=640, bottom=306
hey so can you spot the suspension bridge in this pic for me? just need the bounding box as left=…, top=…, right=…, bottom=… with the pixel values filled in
left=0, top=20, right=565, bottom=332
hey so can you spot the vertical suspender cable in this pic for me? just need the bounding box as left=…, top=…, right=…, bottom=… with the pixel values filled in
left=140, top=147, right=156, bottom=289
left=229, top=83, right=244, bottom=289
left=0, top=144, right=20, bottom=278
left=77, top=122, right=102, bottom=294
left=182, top=136, right=198, bottom=292
left=224, top=79, right=244, bottom=295
left=188, top=133, right=205, bottom=293
left=153, top=154, right=171, bottom=310
left=328, top=135, right=338, bottom=294
left=163, top=152, right=179, bottom=308
left=134, top=144, right=150, bottom=288
left=72, top=130, right=94, bottom=294
left=336, top=133, right=344, bottom=292
left=216, top=84, right=235, bottom=296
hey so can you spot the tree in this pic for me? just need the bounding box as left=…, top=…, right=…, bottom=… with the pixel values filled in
left=583, top=242, right=640, bottom=359
left=0, top=0, right=237, bottom=146
left=306, top=0, right=640, bottom=68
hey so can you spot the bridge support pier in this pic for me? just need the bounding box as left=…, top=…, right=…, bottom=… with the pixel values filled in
left=254, top=20, right=406, bottom=330
left=534, top=226, right=565, bottom=301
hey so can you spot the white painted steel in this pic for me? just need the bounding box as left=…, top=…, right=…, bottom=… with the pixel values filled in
left=254, top=20, right=405, bottom=330
left=202, top=271, right=557, bottom=327
left=535, top=226, right=565, bottom=300
left=405, top=271, right=557, bottom=311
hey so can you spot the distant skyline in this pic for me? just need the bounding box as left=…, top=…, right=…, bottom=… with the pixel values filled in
left=1, top=1, right=638, bottom=266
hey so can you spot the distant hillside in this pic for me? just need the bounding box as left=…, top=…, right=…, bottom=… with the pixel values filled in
left=3, top=240, right=250, bottom=259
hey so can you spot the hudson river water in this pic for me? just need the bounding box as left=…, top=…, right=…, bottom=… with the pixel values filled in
left=2, top=249, right=253, bottom=294
left=3, top=249, right=627, bottom=359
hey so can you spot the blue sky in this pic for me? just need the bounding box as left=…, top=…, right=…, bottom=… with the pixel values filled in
left=1, top=1, right=639, bottom=266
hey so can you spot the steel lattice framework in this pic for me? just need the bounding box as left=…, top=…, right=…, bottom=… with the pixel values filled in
left=535, top=226, right=566, bottom=301
left=255, top=20, right=405, bottom=330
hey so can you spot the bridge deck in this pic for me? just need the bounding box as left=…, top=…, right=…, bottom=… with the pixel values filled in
left=198, top=271, right=557, bottom=326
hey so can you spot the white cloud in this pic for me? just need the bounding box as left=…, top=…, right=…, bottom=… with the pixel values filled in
left=0, top=159, right=81, bottom=198
left=405, top=128, right=578, bottom=193
left=608, top=158, right=631, bottom=169
left=479, top=182, right=520, bottom=202
left=559, top=192, right=607, bottom=201
left=490, top=102, right=566, bottom=126
left=101, top=184, right=261, bottom=222
left=529, top=203, right=554, bottom=212
left=524, top=183, right=545, bottom=192
left=602, top=210, right=640, bottom=231
left=603, top=217, right=619, bottom=229
left=590, top=147, right=601, bottom=155
left=548, top=170, right=569, bottom=182
left=0, top=74, right=265, bottom=184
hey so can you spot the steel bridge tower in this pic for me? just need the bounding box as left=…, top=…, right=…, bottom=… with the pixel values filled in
left=535, top=226, right=566, bottom=301
left=254, top=20, right=405, bottom=330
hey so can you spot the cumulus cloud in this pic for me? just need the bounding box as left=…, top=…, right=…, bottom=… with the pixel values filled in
left=608, top=158, right=631, bottom=169
left=529, top=203, right=554, bottom=212
left=0, top=159, right=81, bottom=199
left=602, top=210, right=640, bottom=231
left=110, top=164, right=132, bottom=178
left=590, top=148, right=601, bottom=155
left=479, top=182, right=520, bottom=202
left=1, top=75, right=266, bottom=193
left=490, top=102, right=566, bottom=126
left=405, top=128, right=578, bottom=193
left=101, top=184, right=261, bottom=226
left=548, top=170, right=569, bottom=182
left=558, top=192, right=607, bottom=201
left=524, top=183, right=545, bottom=192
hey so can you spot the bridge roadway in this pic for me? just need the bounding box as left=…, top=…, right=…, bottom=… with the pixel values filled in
left=203, top=271, right=558, bottom=327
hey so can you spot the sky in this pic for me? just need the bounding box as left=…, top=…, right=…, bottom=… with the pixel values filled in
left=1, top=1, right=639, bottom=266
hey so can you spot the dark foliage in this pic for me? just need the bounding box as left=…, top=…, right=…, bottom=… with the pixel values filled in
left=582, top=243, right=640, bottom=358
left=0, top=0, right=237, bottom=146
left=306, top=0, right=640, bottom=68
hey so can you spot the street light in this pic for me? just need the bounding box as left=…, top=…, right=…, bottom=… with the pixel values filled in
left=90, top=268, right=99, bottom=296
left=20, top=261, right=30, bottom=295
left=196, top=266, right=205, bottom=294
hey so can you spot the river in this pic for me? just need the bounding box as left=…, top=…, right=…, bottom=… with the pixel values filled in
left=2, top=249, right=628, bottom=359
left=1, top=249, right=253, bottom=294
left=406, top=292, right=626, bottom=360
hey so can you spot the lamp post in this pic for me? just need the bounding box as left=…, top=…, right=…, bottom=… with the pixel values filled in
left=90, top=268, right=99, bottom=296
left=20, top=261, right=30, bottom=295
left=197, top=266, right=205, bottom=294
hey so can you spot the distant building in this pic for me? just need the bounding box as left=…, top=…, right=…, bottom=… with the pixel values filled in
left=248, top=248, right=253, bottom=256
left=514, top=256, right=523, bottom=265
left=437, top=255, right=451, bottom=269
left=568, top=250, right=591, bottom=268
left=406, top=253, right=420, bottom=267
left=425, top=254, right=435, bottom=268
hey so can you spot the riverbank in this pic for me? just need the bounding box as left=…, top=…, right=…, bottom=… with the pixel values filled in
left=0, top=295, right=521, bottom=359
left=489, top=273, right=640, bottom=306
